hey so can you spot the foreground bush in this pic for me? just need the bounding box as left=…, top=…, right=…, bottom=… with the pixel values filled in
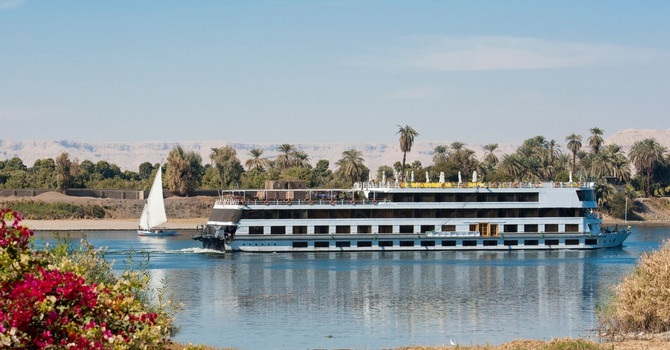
left=0, top=208, right=179, bottom=349
left=598, top=239, right=670, bottom=338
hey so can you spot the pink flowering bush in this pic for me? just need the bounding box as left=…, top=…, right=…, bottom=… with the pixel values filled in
left=0, top=208, right=179, bottom=349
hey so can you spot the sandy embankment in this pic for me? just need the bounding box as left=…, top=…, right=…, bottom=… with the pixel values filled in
left=22, top=218, right=208, bottom=231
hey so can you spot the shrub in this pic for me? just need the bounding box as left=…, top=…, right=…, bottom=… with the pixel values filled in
left=0, top=208, right=180, bottom=349
left=598, top=239, right=670, bottom=338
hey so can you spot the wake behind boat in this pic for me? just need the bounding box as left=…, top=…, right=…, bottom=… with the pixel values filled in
left=138, top=164, right=176, bottom=237
left=193, top=178, right=631, bottom=252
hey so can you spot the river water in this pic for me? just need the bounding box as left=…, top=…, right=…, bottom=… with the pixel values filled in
left=33, top=225, right=669, bottom=349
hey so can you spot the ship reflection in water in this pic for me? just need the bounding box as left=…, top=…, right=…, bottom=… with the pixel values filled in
left=166, top=248, right=639, bottom=349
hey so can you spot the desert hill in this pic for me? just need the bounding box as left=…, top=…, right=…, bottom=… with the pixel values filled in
left=1, top=128, right=669, bottom=172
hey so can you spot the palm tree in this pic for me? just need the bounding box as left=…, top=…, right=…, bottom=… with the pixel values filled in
left=275, top=144, right=297, bottom=170
left=294, top=151, right=312, bottom=169
left=629, top=138, right=666, bottom=196
left=565, top=133, right=582, bottom=172
left=482, top=144, right=499, bottom=166
left=588, top=127, right=604, bottom=155
left=547, top=139, right=561, bottom=163
left=432, top=145, right=449, bottom=165
left=245, top=148, right=270, bottom=171
left=396, top=125, right=419, bottom=182
left=335, top=148, right=367, bottom=185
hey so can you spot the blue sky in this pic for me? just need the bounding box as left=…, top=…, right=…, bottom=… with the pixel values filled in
left=1, top=0, right=669, bottom=145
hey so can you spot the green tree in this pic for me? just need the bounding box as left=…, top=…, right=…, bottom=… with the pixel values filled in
left=275, top=144, right=297, bottom=170
left=166, top=146, right=203, bottom=196
left=139, top=162, right=154, bottom=180
left=335, top=148, right=368, bottom=185
left=432, top=145, right=449, bottom=165
left=54, top=152, right=72, bottom=193
left=30, top=158, right=56, bottom=189
left=210, top=146, right=244, bottom=189
left=588, top=127, right=604, bottom=155
left=245, top=148, right=270, bottom=171
left=565, top=133, right=582, bottom=172
left=629, top=138, right=666, bottom=197
left=396, top=125, right=419, bottom=182
left=311, top=159, right=333, bottom=188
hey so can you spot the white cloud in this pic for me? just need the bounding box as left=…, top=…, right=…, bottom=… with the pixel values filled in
left=0, top=0, right=24, bottom=10
left=356, top=36, right=664, bottom=72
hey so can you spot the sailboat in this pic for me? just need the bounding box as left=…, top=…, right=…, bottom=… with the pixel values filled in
left=137, top=164, right=175, bottom=236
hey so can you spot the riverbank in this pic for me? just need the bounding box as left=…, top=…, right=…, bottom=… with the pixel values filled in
left=22, top=218, right=207, bottom=231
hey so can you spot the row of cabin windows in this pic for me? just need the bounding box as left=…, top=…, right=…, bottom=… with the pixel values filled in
left=379, top=192, right=540, bottom=203
left=241, top=208, right=582, bottom=220
left=292, top=237, right=597, bottom=248
left=251, top=223, right=580, bottom=235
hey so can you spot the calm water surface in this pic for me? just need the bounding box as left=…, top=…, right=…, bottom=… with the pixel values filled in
left=34, top=226, right=670, bottom=349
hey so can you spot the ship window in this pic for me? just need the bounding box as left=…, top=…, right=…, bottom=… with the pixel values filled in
left=469, top=224, right=477, bottom=232
left=311, top=210, right=330, bottom=219
left=379, top=225, right=392, bottom=234
left=483, top=240, right=498, bottom=246
left=397, top=209, right=413, bottom=218
left=378, top=241, right=393, bottom=247
left=576, top=190, right=595, bottom=202
left=416, top=209, right=437, bottom=218
left=518, top=193, right=539, bottom=202
left=520, top=209, right=539, bottom=217
left=441, top=240, right=456, bottom=246
left=270, top=226, right=286, bottom=235
left=420, top=240, right=435, bottom=247
left=565, top=239, right=580, bottom=245
left=524, top=224, right=538, bottom=233
left=442, top=225, right=456, bottom=232
left=462, top=209, right=477, bottom=218
left=336, top=226, right=351, bottom=234
left=333, top=209, right=351, bottom=219
left=399, top=241, right=414, bottom=247
left=249, top=226, right=264, bottom=235
left=420, top=225, right=434, bottom=233
left=463, top=240, right=477, bottom=247
left=314, top=241, right=330, bottom=248
left=504, top=224, right=518, bottom=233
left=399, top=225, right=414, bottom=234
left=357, top=225, right=371, bottom=233
left=545, top=239, right=559, bottom=245
left=544, top=224, right=558, bottom=233
left=478, top=209, right=498, bottom=218
left=292, top=242, right=308, bottom=248
left=314, top=225, right=329, bottom=234
left=585, top=238, right=598, bottom=245
left=524, top=240, right=539, bottom=246
left=357, top=241, right=372, bottom=247
left=504, top=240, right=518, bottom=246
left=292, top=226, right=307, bottom=234
left=540, top=208, right=559, bottom=217
left=335, top=241, right=351, bottom=248
left=565, top=224, right=579, bottom=232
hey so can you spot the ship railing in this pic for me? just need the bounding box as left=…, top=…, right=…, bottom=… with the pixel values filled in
left=234, top=198, right=391, bottom=206
left=359, top=181, right=592, bottom=189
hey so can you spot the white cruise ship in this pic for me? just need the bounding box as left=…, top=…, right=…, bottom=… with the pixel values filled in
left=192, top=179, right=631, bottom=252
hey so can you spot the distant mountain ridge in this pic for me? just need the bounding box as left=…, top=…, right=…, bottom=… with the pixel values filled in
left=2, top=129, right=669, bottom=172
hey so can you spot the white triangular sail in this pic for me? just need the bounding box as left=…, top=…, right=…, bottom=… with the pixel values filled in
left=139, top=165, right=168, bottom=230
